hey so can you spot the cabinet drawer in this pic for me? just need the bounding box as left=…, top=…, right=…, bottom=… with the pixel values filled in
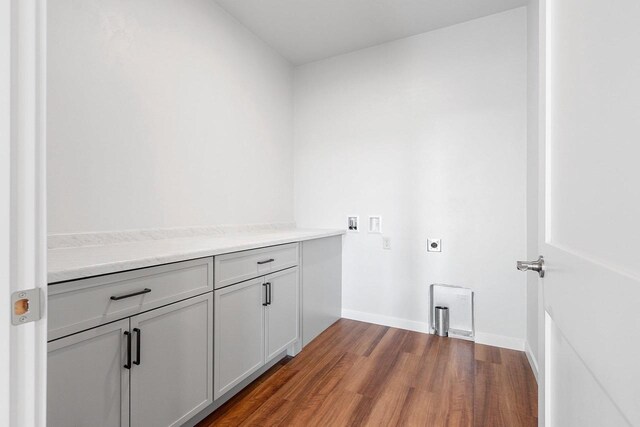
left=48, top=258, right=213, bottom=341
left=214, top=243, right=299, bottom=289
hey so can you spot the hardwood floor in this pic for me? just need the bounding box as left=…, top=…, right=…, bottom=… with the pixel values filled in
left=197, top=319, right=537, bottom=427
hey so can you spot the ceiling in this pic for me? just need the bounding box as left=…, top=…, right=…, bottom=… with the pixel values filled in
left=215, top=0, right=529, bottom=65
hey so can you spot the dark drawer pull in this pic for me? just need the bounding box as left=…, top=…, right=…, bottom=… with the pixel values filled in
left=257, top=258, right=275, bottom=265
left=110, top=288, right=152, bottom=301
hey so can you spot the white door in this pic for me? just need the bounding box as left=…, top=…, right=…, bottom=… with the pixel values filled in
left=264, top=267, right=299, bottom=362
left=130, top=294, right=213, bottom=427
left=539, top=0, right=640, bottom=425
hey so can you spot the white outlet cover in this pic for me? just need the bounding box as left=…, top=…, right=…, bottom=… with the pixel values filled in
left=382, top=236, right=391, bottom=250
left=427, top=238, right=441, bottom=252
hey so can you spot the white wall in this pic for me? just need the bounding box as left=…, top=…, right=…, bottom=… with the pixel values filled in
left=526, top=0, right=541, bottom=378
left=47, top=0, right=294, bottom=234
left=294, top=8, right=528, bottom=348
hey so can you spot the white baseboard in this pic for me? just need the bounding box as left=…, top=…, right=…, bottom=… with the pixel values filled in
left=342, top=309, right=525, bottom=352
left=524, top=340, right=539, bottom=383
left=341, top=309, right=430, bottom=334
left=475, top=332, right=525, bottom=351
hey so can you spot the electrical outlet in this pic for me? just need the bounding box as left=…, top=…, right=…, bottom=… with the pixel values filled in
left=427, top=238, right=441, bottom=252
left=382, top=237, right=391, bottom=250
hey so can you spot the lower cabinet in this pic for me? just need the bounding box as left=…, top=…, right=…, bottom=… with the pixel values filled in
left=48, top=319, right=131, bottom=427
left=214, top=267, right=299, bottom=400
left=301, top=236, right=342, bottom=347
left=130, top=295, right=213, bottom=426
left=47, top=242, right=330, bottom=424
left=213, top=277, right=265, bottom=399
left=48, top=292, right=214, bottom=427
left=265, top=268, right=300, bottom=362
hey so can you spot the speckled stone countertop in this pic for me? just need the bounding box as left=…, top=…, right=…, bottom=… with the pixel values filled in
left=48, top=224, right=344, bottom=283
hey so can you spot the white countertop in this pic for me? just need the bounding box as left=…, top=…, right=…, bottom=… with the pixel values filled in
left=48, top=228, right=344, bottom=283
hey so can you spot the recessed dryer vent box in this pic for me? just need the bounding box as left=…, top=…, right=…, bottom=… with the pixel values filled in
left=429, top=284, right=474, bottom=341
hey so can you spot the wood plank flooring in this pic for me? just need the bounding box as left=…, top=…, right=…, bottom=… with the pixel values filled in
left=197, top=319, right=537, bottom=427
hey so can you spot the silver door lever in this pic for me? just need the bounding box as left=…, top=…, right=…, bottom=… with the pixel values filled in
left=516, top=256, right=545, bottom=278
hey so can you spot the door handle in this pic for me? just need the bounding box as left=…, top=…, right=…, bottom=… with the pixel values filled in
left=124, top=331, right=132, bottom=369
left=267, top=282, right=272, bottom=305
left=516, top=256, right=545, bottom=278
left=257, top=258, right=275, bottom=265
left=263, top=283, right=269, bottom=306
left=133, top=328, right=141, bottom=365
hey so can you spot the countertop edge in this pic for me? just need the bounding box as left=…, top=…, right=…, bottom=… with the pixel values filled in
left=48, top=229, right=345, bottom=284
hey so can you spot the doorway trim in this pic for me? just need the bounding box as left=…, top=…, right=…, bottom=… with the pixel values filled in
left=3, top=0, right=48, bottom=426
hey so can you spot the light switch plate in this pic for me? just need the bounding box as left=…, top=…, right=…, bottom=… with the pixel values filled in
left=427, top=238, right=441, bottom=252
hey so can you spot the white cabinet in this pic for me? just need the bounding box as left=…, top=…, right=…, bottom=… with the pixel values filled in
left=130, top=293, right=213, bottom=427
left=214, top=243, right=299, bottom=289
left=47, top=292, right=213, bottom=427
left=214, top=267, right=300, bottom=400
left=48, top=319, right=130, bottom=427
left=301, top=236, right=342, bottom=347
left=265, top=268, right=300, bottom=362
left=48, top=258, right=213, bottom=341
left=213, top=277, right=265, bottom=399
left=47, top=239, right=334, bottom=424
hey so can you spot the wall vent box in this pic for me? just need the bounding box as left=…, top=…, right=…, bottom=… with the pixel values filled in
left=429, top=284, right=474, bottom=341
left=347, top=216, right=359, bottom=232
left=368, top=216, right=382, bottom=233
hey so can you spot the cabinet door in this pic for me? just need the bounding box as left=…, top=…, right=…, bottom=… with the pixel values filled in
left=48, top=319, right=130, bottom=427
left=265, top=267, right=300, bottom=362
left=130, top=293, right=213, bottom=427
left=214, top=277, right=265, bottom=399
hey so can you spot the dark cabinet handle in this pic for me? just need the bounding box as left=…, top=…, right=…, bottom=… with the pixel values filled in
left=266, top=282, right=272, bottom=305
left=133, top=328, right=141, bottom=365
left=257, top=258, right=275, bottom=265
left=110, top=288, right=151, bottom=301
left=124, top=331, right=132, bottom=369
left=263, top=283, right=269, bottom=306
